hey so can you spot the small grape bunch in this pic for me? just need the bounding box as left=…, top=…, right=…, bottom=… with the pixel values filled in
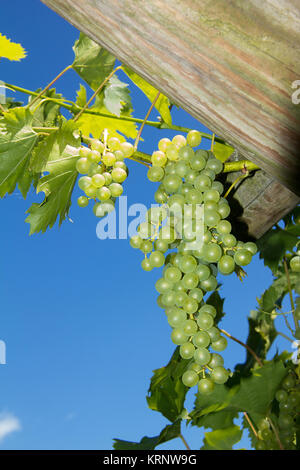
left=255, top=371, right=300, bottom=450
left=76, top=133, right=134, bottom=218
left=130, top=129, right=257, bottom=394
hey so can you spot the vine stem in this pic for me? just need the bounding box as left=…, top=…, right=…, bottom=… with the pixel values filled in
left=73, top=65, right=123, bottom=123
left=283, top=257, right=299, bottom=330
left=27, top=64, right=73, bottom=109
left=243, top=412, right=258, bottom=439
left=220, top=329, right=263, bottom=367
left=267, top=416, right=284, bottom=450
left=179, top=433, right=191, bottom=450
left=224, top=171, right=249, bottom=198
left=277, top=331, right=294, bottom=343
left=134, top=91, right=161, bottom=151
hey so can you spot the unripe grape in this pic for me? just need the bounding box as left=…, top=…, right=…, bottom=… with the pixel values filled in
left=102, top=152, right=116, bottom=166
left=180, top=342, right=195, bottom=359
left=172, top=134, right=186, bottom=148
left=96, top=186, right=111, bottom=201
left=120, top=142, right=134, bottom=157
left=158, top=138, right=171, bottom=152
left=147, top=166, right=164, bottom=182
left=182, top=370, right=199, bottom=387
left=198, top=378, right=215, bottom=394
left=77, top=196, right=89, bottom=208
left=149, top=250, right=165, bottom=268
left=111, top=167, right=127, bottom=183
left=76, top=157, right=91, bottom=174
left=187, top=130, right=202, bottom=147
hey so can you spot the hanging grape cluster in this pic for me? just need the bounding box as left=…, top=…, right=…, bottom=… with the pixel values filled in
left=130, top=130, right=257, bottom=395
left=76, top=132, right=134, bottom=217
left=255, top=369, right=300, bottom=450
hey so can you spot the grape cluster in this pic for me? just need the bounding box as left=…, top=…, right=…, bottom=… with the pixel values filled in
left=255, top=370, right=300, bottom=450
left=130, top=130, right=257, bottom=394
left=76, top=133, right=134, bottom=217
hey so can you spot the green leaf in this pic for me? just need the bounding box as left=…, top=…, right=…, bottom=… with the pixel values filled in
left=104, top=75, right=132, bottom=117
left=257, top=228, right=298, bottom=273
left=25, top=121, right=81, bottom=234
left=75, top=84, right=87, bottom=108
left=206, top=291, right=225, bottom=325
left=0, top=107, right=38, bottom=198
left=147, top=348, right=189, bottom=422
left=29, top=88, right=63, bottom=127
left=72, top=33, right=116, bottom=91
left=213, top=142, right=234, bottom=163
left=201, top=425, right=243, bottom=450
left=113, top=421, right=181, bottom=450
left=123, top=65, right=172, bottom=126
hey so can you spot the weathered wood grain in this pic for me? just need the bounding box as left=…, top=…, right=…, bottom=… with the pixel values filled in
left=42, top=0, right=300, bottom=196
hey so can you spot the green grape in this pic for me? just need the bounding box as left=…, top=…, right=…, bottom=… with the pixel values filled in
left=179, top=255, right=197, bottom=273
left=166, top=143, right=179, bottom=161
left=161, top=291, right=176, bottom=307
left=204, top=327, right=220, bottom=343
left=185, top=169, right=198, bottom=185
left=109, top=183, right=123, bottom=197
left=114, top=150, right=125, bottom=161
left=90, top=139, right=104, bottom=153
left=211, top=181, right=224, bottom=194
left=204, top=209, right=221, bottom=227
left=178, top=145, right=194, bottom=161
left=218, top=202, right=231, bottom=219
left=189, top=287, right=204, bottom=303
left=111, top=167, right=127, bottom=183
left=198, top=378, right=215, bottom=394
left=211, top=336, right=228, bottom=352
left=192, top=331, right=210, bottom=348
left=208, top=353, right=224, bottom=368
left=164, top=266, right=181, bottom=283
left=155, top=278, right=173, bottom=294
left=281, top=374, right=296, bottom=390
left=206, top=157, right=223, bottom=174
left=158, top=137, right=171, bottom=152
left=216, top=220, right=232, bottom=234
left=120, top=142, right=134, bottom=157
left=197, top=313, right=214, bottom=330
left=182, top=370, right=199, bottom=387
left=140, top=240, right=153, bottom=254
left=182, top=272, right=199, bottom=290
left=190, top=154, right=206, bottom=171
left=172, top=134, right=187, bottom=148
left=194, top=174, right=211, bottom=191
left=103, top=172, right=113, bottom=185
left=188, top=362, right=202, bottom=373
left=203, top=189, right=220, bottom=203
left=275, top=389, right=288, bottom=403
left=93, top=202, right=105, bottom=218
left=171, top=327, right=189, bottom=345
left=278, top=413, right=294, bottom=429
left=79, top=146, right=91, bottom=158
left=89, top=149, right=101, bottom=163
left=198, top=304, right=217, bottom=318
left=130, top=235, right=142, bottom=249
left=151, top=150, right=167, bottom=167
left=159, top=225, right=176, bottom=244
left=76, top=157, right=91, bottom=174
left=185, top=188, right=203, bottom=205
left=78, top=176, right=92, bottom=191
left=138, top=222, right=154, bottom=239
left=174, top=161, right=189, bottom=177
left=218, top=255, right=235, bottom=275
left=107, top=136, right=121, bottom=151
left=163, top=174, right=182, bottom=193
left=102, top=152, right=116, bottom=166
left=149, top=250, right=165, bottom=268
left=187, top=130, right=202, bottom=148
left=194, top=347, right=211, bottom=365
left=290, top=256, right=300, bottom=272
left=154, top=239, right=169, bottom=253
left=175, top=291, right=189, bottom=307
left=183, top=297, right=199, bottom=314
left=222, top=234, right=237, bottom=248
left=85, top=184, right=98, bottom=198
left=203, top=243, right=222, bottom=263
left=101, top=200, right=115, bottom=214
left=195, top=264, right=211, bottom=281
left=243, top=241, right=257, bottom=255
left=200, top=275, right=218, bottom=292
left=96, top=186, right=111, bottom=201
left=141, top=258, right=152, bottom=271
left=167, top=308, right=187, bottom=327
left=211, top=366, right=229, bottom=384
left=91, top=173, right=106, bottom=188
left=180, top=342, right=195, bottom=359
left=234, top=249, right=252, bottom=266
left=147, top=166, right=165, bottom=182
left=77, top=196, right=89, bottom=208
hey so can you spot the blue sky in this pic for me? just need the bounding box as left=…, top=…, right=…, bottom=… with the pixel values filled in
left=0, top=0, right=293, bottom=451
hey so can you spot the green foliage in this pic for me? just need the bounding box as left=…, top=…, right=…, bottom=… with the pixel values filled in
left=103, top=75, right=132, bottom=117
left=201, top=425, right=243, bottom=450
left=113, top=421, right=181, bottom=450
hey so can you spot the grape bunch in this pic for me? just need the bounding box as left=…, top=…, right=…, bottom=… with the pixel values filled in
left=76, top=132, right=134, bottom=217
left=255, top=370, right=300, bottom=450
left=130, top=130, right=257, bottom=394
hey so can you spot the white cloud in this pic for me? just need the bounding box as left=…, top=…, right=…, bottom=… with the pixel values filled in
left=0, top=413, right=21, bottom=442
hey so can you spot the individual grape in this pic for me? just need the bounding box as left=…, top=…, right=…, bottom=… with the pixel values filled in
left=194, top=174, right=211, bottom=191
left=111, top=167, right=127, bottom=183
left=175, top=291, right=189, bottom=307
left=178, top=145, right=194, bottom=161
left=166, top=144, right=179, bottom=161
left=114, top=161, right=127, bottom=171
left=109, top=183, right=123, bottom=197
left=216, top=220, right=232, bottom=234
left=138, top=222, right=155, bottom=239
left=243, top=242, right=258, bottom=255
left=147, top=166, right=165, bottom=182
left=290, top=255, right=300, bottom=272
left=79, top=146, right=91, bottom=158
left=130, top=235, right=142, bottom=249
left=218, top=202, right=231, bottom=219
left=141, top=258, right=152, bottom=271
left=198, top=304, right=217, bottom=318
left=85, top=184, right=98, bottom=198
left=198, top=378, right=215, bottom=394
left=120, top=142, right=134, bottom=157
left=182, top=272, right=199, bottom=290
left=103, top=172, right=113, bottom=185
left=90, top=139, right=104, bottom=153
left=208, top=353, right=224, bottom=368
left=194, top=347, right=211, bottom=365
left=91, top=173, right=106, bottom=188
left=183, top=297, right=199, bottom=314
left=182, top=370, right=199, bottom=387
left=206, top=157, right=223, bottom=174
left=154, top=239, right=169, bottom=253
left=234, top=249, right=252, bottom=266
left=189, top=287, right=204, bottom=303
left=171, top=328, right=189, bottom=345
left=211, top=181, right=224, bottom=194
left=185, top=169, right=198, bottom=185
left=158, top=137, right=171, bottom=152
left=174, top=161, right=189, bottom=177
left=96, top=186, right=111, bottom=201
left=218, top=255, right=235, bottom=275
left=163, top=174, right=182, bottom=193
left=151, top=150, right=167, bottom=167
left=211, top=336, right=228, bottom=352
left=155, top=278, right=173, bottom=294
left=281, top=374, right=296, bottom=390
left=161, top=291, right=176, bottom=307
left=211, top=366, right=229, bottom=384
left=203, top=189, right=220, bottom=203
left=195, top=264, right=211, bottom=281
left=197, top=313, right=214, bottom=330
left=102, top=152, right=116, bottom=166
left=179, top=255, right=197, bottom=273
left=164, top=266, right=182, bottom=283
left=200, top=275, right=218, bottom=292
left=107, top=136, right=121, bottom=151
left=187, top=130, right=202, bottom=147
left=207, top=327, right=221, bottom=342
left=167, top=308, right=186, bottom=327
left=149, top=251, right=165, bottom=268
left=140, top=240, right=153, bottom=254
left=78, top=176, right=92, bottom=191
left=172, top=134, right=187, bottom=148
left=203, top=243, right=222, bottom=263
left=114, top=150, right=125, bottom=161
left=89, top=149, right=101, bottom=163
left=190, top=154, right=206, bottom=171
left=222, top=234, right=237, bottom=248
left=180, top=342, right=195, bottom=359
left=76, top=157, right=91, bottom=174
left=192, top=331, right=211, bottom=348
left=204, top=209, right=221, bottom=227
left=77, top=196, right=89, bottom=208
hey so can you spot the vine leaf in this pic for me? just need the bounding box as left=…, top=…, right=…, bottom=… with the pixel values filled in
left=25, top=121, right=81, bottom=234
left=29, top=88, right=63, bottom=127
left=0, top=107, right=38, bottom=198
left=122, top=65, right=172, bottom=126
left=104, top=75, right=132, bottom=117
left=72, top=33, right=116, bottom=91
left=0, top=33, right=26, bottom=61
left=147, top=348, right=189, bottom=422
left=257, top=228, right=298, bottom=274
left=213, top=142, right=234, bottom=163
left=75, top=84, right=87, bottom=108
left=201, top=425, right=243, bottom=450
left=113, top=421, right=181, bottom=450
